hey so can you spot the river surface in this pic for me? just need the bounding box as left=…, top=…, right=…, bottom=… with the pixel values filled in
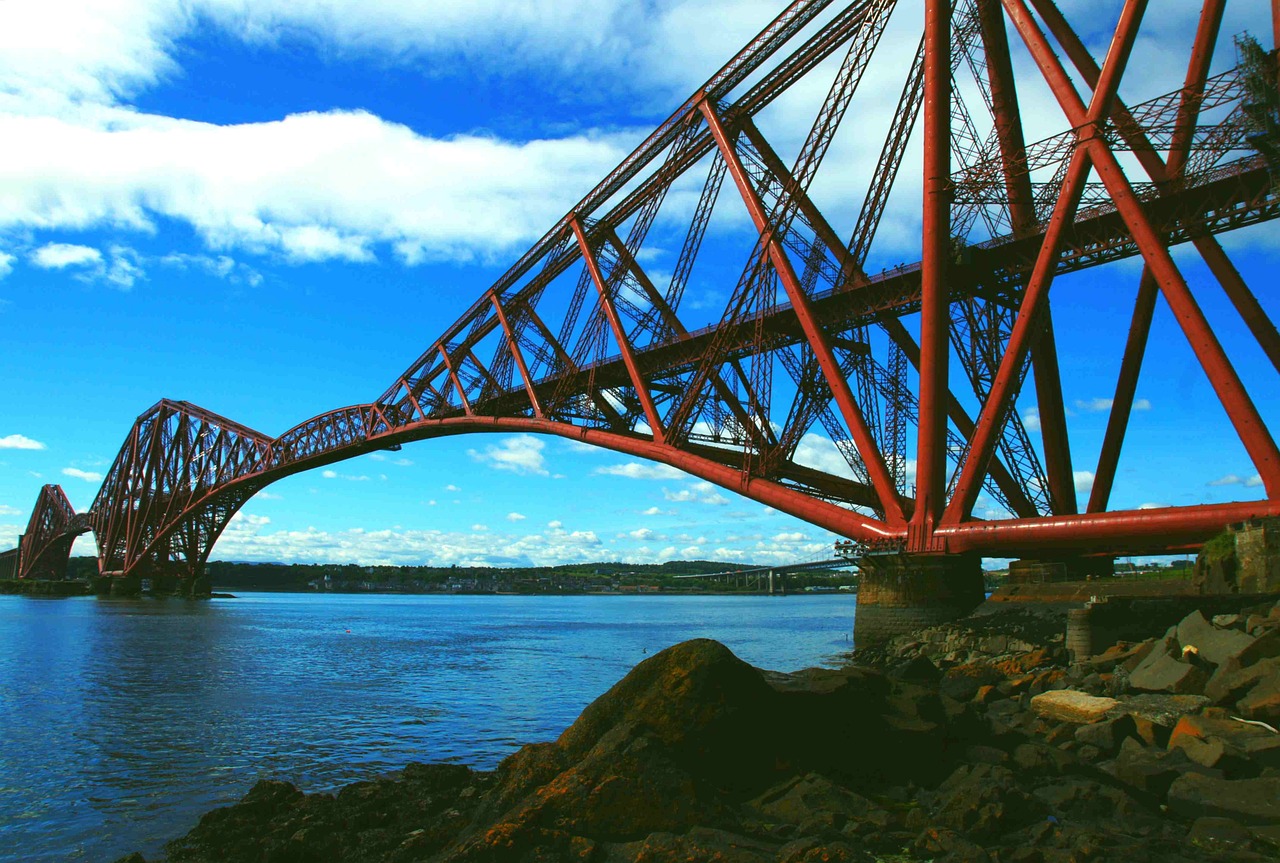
left=0, top=592, right=857, bottom=862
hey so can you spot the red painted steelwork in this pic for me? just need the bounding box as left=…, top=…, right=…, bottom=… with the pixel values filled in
left=4, top=0, right=1277, bottom=581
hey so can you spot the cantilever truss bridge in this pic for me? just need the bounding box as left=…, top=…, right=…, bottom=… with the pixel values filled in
left=4, top=0, right=1280, bottom=585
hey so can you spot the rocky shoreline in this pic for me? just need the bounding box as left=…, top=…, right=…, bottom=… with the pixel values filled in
left=116, top=595, right=1280, bottom=863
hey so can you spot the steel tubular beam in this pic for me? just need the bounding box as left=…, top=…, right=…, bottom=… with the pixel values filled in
left=1195, top=238, right=1280, bottom=375
left=913, top=0, right=952, bottom=548
left=947, top=0, right=1144, bottom=526
left=490, top=295, right=543, bottom=418
left=1029, top=322, right=1075, bottom=514
left=438, top=346, right=473, bottom=417
left=1089, top=271, right=1158, bottom=513
left=698, top=97, right=904, bottom=525
left=1005, top=0, right=1280, bottom=499
left=570, top=215, right=666, bottom=443
left=1033, top=0, right=1280, bottom=383
left=601, top=226, right=776, bottom=454
left=938, top=498, right=1280, bottom=556
left=977, top=0, right=1035, bottom=234
left=1090, top=0, right=1225, bottom=514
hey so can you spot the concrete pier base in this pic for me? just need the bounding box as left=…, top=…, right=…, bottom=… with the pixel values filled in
left=1008, top=557, right=1113, bottom=584
left=854, top=554, right=984, bottom=647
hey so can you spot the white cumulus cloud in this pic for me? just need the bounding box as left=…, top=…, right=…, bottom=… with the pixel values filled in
left=663, top=481, right=728, bottom=506
left=468, top=434, right=548, bottom=476
left=31, top=243, right=101, bottom=269
left=0, top=434, right=47, bottom=450
left=592, top=462, right=686, bottom=480
left=61, top=467, right=102, bottom=482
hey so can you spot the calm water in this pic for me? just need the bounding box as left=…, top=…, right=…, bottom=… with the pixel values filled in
left=0, top=592, right=857, bottom=862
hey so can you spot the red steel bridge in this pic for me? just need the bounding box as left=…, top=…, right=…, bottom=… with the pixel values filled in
left=3, top=0, right=1279, bottom=631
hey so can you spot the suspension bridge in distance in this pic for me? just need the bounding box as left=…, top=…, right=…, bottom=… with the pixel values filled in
left=4, top=0, right=1280, bottom=644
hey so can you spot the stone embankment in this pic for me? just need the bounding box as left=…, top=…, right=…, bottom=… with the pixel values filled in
left=118, top=598, right=1280, bottom=863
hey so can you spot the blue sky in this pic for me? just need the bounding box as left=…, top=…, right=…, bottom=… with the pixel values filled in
left=0, top=0, right=1275, bottom=569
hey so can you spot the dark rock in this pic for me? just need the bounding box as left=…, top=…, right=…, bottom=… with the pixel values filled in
left=1073, top=714, right=1137, bottom=755
left=111, top=855, right=147, bottom=863
left=1237, top=674, right=1280, bottom=723
left=1204, top=656, right=1276, bottom=705
left=1107, top=694, right=1209, bottom=747
left=939, top=662, right=1004, bottom=701
left=889, top=655, right=941, bottom=683
left=1028, top=669, right=1066, bottom=695
left=1176, top=610, right=1257, bottom=666
left=776, top=836, right=864, bottom=862
left=1106, top=737, right=1212, bottom=798
left=911, top=826, right=993, bottom=862
left=1167, top=774, right=1280, bottom=825
left=929, top=763, right=1044, bottom=840
left=963, top=744, right=1009, bottom=765
left=1167, top=713, right=1279, bottom=775
left=1233, top=627, right=1280, bottom=667
left=1252, top=824, right=1280, bottom=852
left=746, top=772, right=873, bottom=828
left=1186, top=816, right=1255, bottom=853
left=612, top=827, right=778, bottom=863
left=1128, top=647, right=1209, bottom=695
left=1012, top=742, right=1069, bottom=775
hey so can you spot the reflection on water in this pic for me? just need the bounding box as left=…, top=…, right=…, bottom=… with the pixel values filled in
left=0, top=592, right=856, bottom=862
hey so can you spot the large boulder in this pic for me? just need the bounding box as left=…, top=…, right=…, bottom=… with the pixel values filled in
left=451, top=640, right=951, bottom=860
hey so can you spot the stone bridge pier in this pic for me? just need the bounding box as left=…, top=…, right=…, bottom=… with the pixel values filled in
left=853, top=554, right=985, bottom=647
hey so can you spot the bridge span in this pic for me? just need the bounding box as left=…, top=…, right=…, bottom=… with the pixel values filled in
left=5, top=0, right=1280, bottom=643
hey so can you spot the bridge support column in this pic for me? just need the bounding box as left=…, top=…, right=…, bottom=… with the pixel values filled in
left=177, top=574, right=212, bottom=598
left=108, top=576, right=142, bottom=597
left=1007, top=557, right=1114, bottom=584
left=853, top=554, right=984, bottom=646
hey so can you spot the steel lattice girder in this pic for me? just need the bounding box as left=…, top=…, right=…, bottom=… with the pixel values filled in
left=8, top=0, right=1280, bottom=578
